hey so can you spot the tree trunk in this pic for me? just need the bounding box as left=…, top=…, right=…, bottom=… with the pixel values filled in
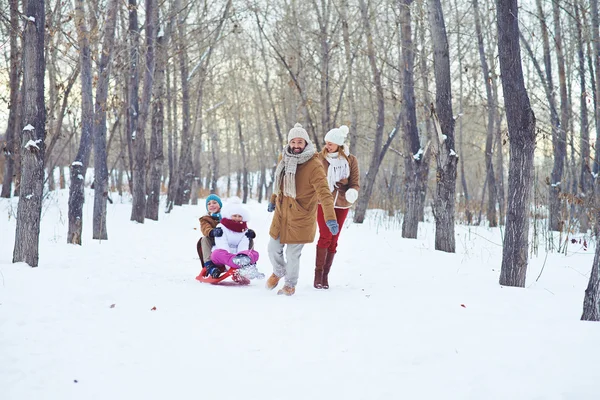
left=453, top=0, right=471, bottom=225
left=174, top=2, right=192, bottom=206
left=12, top=0, right=46, bottom=267
left=428, top=0, right=457, bottom=253
left=591, top=0, right=600, bottom=176
left=581, top=201, right=600, bottom=320
left=551, top=0, right=569, bottom=232
left=339, top=0, right=358, bottom=156
left=497, top=0, right=537, bottom=288
left=534, top=0, right=563, bottom=232
left=165, top=59, right=176, bottom=212
left=474, top=0, right=497, bottom=227
left=399, top=0, right=423, bottom=239
left=353, top=0, right=389, bottom=223
left=147, top=31, right=166, bottom=221
left=1, top=0, right=21, bottom=198
left=92, top=0, right=118, bottom=239
left=67, top=0, right=94, bottom=245
left=127, top=0, right=141, bottom=215
left=130, top=0, right=156, bottom=222
left=574, top=0, right=592, bottom=233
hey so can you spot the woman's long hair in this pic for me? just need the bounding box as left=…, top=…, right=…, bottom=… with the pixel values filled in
left=321, top=144, right=349, bottom=161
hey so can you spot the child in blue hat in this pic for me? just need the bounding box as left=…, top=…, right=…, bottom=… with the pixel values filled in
left=197, top=194, right=224, bottom=277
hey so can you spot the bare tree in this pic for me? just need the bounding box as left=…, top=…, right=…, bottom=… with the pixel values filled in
left=574, top=0, right=592, bottom=233
left=353, top=0, right=399, bottom=223
left=1, top=0, right=21, bottom=198
left=12, top=0, right=46, bottom=267
left=496, top=0, right=537, bottom=287
left=92, top=0, right=119, bottom=239
left=399, top=0, right=425, bottom=239
left=581, top=0, right=600, bottom=321
left=147, top=17, right=166, bottom=221
left=130, top=0, right=157, bottom=222
left=67, top=0, right=94, bottom=245
left=427, top=0, right=457, bottom=252
left=473, top=0, right=497, bottom=227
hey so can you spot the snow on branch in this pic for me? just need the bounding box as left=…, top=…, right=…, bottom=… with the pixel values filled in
left=23, top=124, right=35, bottom=131
left=24, top=139, right=42, bottom=151
left=72, top=161, right=83, bottom=167
left=413, top=148, right=424, bottom=160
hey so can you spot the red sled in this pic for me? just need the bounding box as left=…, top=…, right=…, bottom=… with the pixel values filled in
left=195, top=267, right=250, bottom=285
left=195, top=237, right=250, bottom=285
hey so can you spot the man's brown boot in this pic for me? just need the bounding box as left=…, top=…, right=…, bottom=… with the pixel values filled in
left=322, top=251, right=336, bottom=289
left=266, top=273, right=281, bottom=290
left=277, top=286, right=295, bottom=296
left=314, top=246, right=328, bottom=289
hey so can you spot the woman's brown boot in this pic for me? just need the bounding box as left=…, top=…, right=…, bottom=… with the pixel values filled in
left=314, top=246, right=328, bottom=289
left=322, top=251, right=336, bottom=289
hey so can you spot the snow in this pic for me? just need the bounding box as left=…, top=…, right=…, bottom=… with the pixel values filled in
left=413, top=148, right=424, bottom=161
left=449, top=149, right=457, bottom=157
left=23, top=124, right=35, bottom=131
left=72, top=161, right=83, bottom=167
left=24, top=140, right=41, bottom=150
left=27, top=16, right=35, bottom=22
left=1, top=189, right=599, bottom=400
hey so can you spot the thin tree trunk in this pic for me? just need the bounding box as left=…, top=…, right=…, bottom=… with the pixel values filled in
left=174, top=0, right=192, bottom=206
left=399, top=0, right=422, bottom=239
left=575, top=0, right=592, bottom=233
left=127, top=0, right=141, bottom=212
left=67, top=0, right=94, bottom=245
left=92, top=0, right=118, bottom=239
left=428, top=0, right=457, bottom=253
left=131, top=0, right=156, bottom=222
left=340, top=0, right=358, bottom=155
left=353, top=0, right=399, bottom=223
left=474, top=0, right=497, bottom=227
left=1, top=0, right=22, bottom=198
left=497, top=0, right=537, bottom=288
left=581, top=0, right=600, bottom=321
left=147, top=30, right=166, bottom=221
left=12, top=0, right=46, bottom=267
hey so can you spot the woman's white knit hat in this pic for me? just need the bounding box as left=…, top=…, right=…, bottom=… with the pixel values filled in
left=324, top=125, right=349, bottom=146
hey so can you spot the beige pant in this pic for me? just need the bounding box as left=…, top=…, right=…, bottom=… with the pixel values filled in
left=268, top=236, right=304, bottom=288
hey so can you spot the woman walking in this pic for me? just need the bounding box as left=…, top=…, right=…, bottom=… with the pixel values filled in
left=314, top=125, right=360, bottom=289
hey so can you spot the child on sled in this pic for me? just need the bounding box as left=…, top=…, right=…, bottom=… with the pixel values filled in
left=209, top=199, right=264, bottom=280
left=198, top=194, right=224, bottom=276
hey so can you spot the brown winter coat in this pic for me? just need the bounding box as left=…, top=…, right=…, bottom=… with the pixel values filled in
left=317, top=152, right=360, bottom=208
left=269, top=154, right=336, bottom=244
left=199, top=215, right=219, bottom=237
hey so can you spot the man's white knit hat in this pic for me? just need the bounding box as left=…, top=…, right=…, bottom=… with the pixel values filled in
left=221, top=196, right=250, bottom=221
left=324, top=125, right=349, bottom=146
left=287, top=123, right=311, bottom=144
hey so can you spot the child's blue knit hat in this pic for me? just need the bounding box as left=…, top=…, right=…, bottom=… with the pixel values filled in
left=206, top=194, right=222, bottom=211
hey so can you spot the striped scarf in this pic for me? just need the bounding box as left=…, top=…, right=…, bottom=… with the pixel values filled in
left=273, top=142, right=316, bottom=199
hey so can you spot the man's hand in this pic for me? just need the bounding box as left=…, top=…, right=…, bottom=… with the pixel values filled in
left=267, top=203, right=276, bottom=212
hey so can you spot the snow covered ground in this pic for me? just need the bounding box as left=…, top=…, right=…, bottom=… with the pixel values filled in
left=1, top=189, right=599, bottom=400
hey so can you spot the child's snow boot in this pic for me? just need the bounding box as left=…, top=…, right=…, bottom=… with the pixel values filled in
left=240, top=263, right=265, bottom=280
left=266, top=273, right=281, bottom=290
left=205, top=261, right=221, bottom=278
left=232, top=254, right=252, bottom=267
left=277, top=285, right=295, bottom=296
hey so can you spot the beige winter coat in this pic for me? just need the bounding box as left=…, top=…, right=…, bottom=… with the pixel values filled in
left=317, top=153, right=360, bottom=209
left=269, top=154, right=336, bottom=244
